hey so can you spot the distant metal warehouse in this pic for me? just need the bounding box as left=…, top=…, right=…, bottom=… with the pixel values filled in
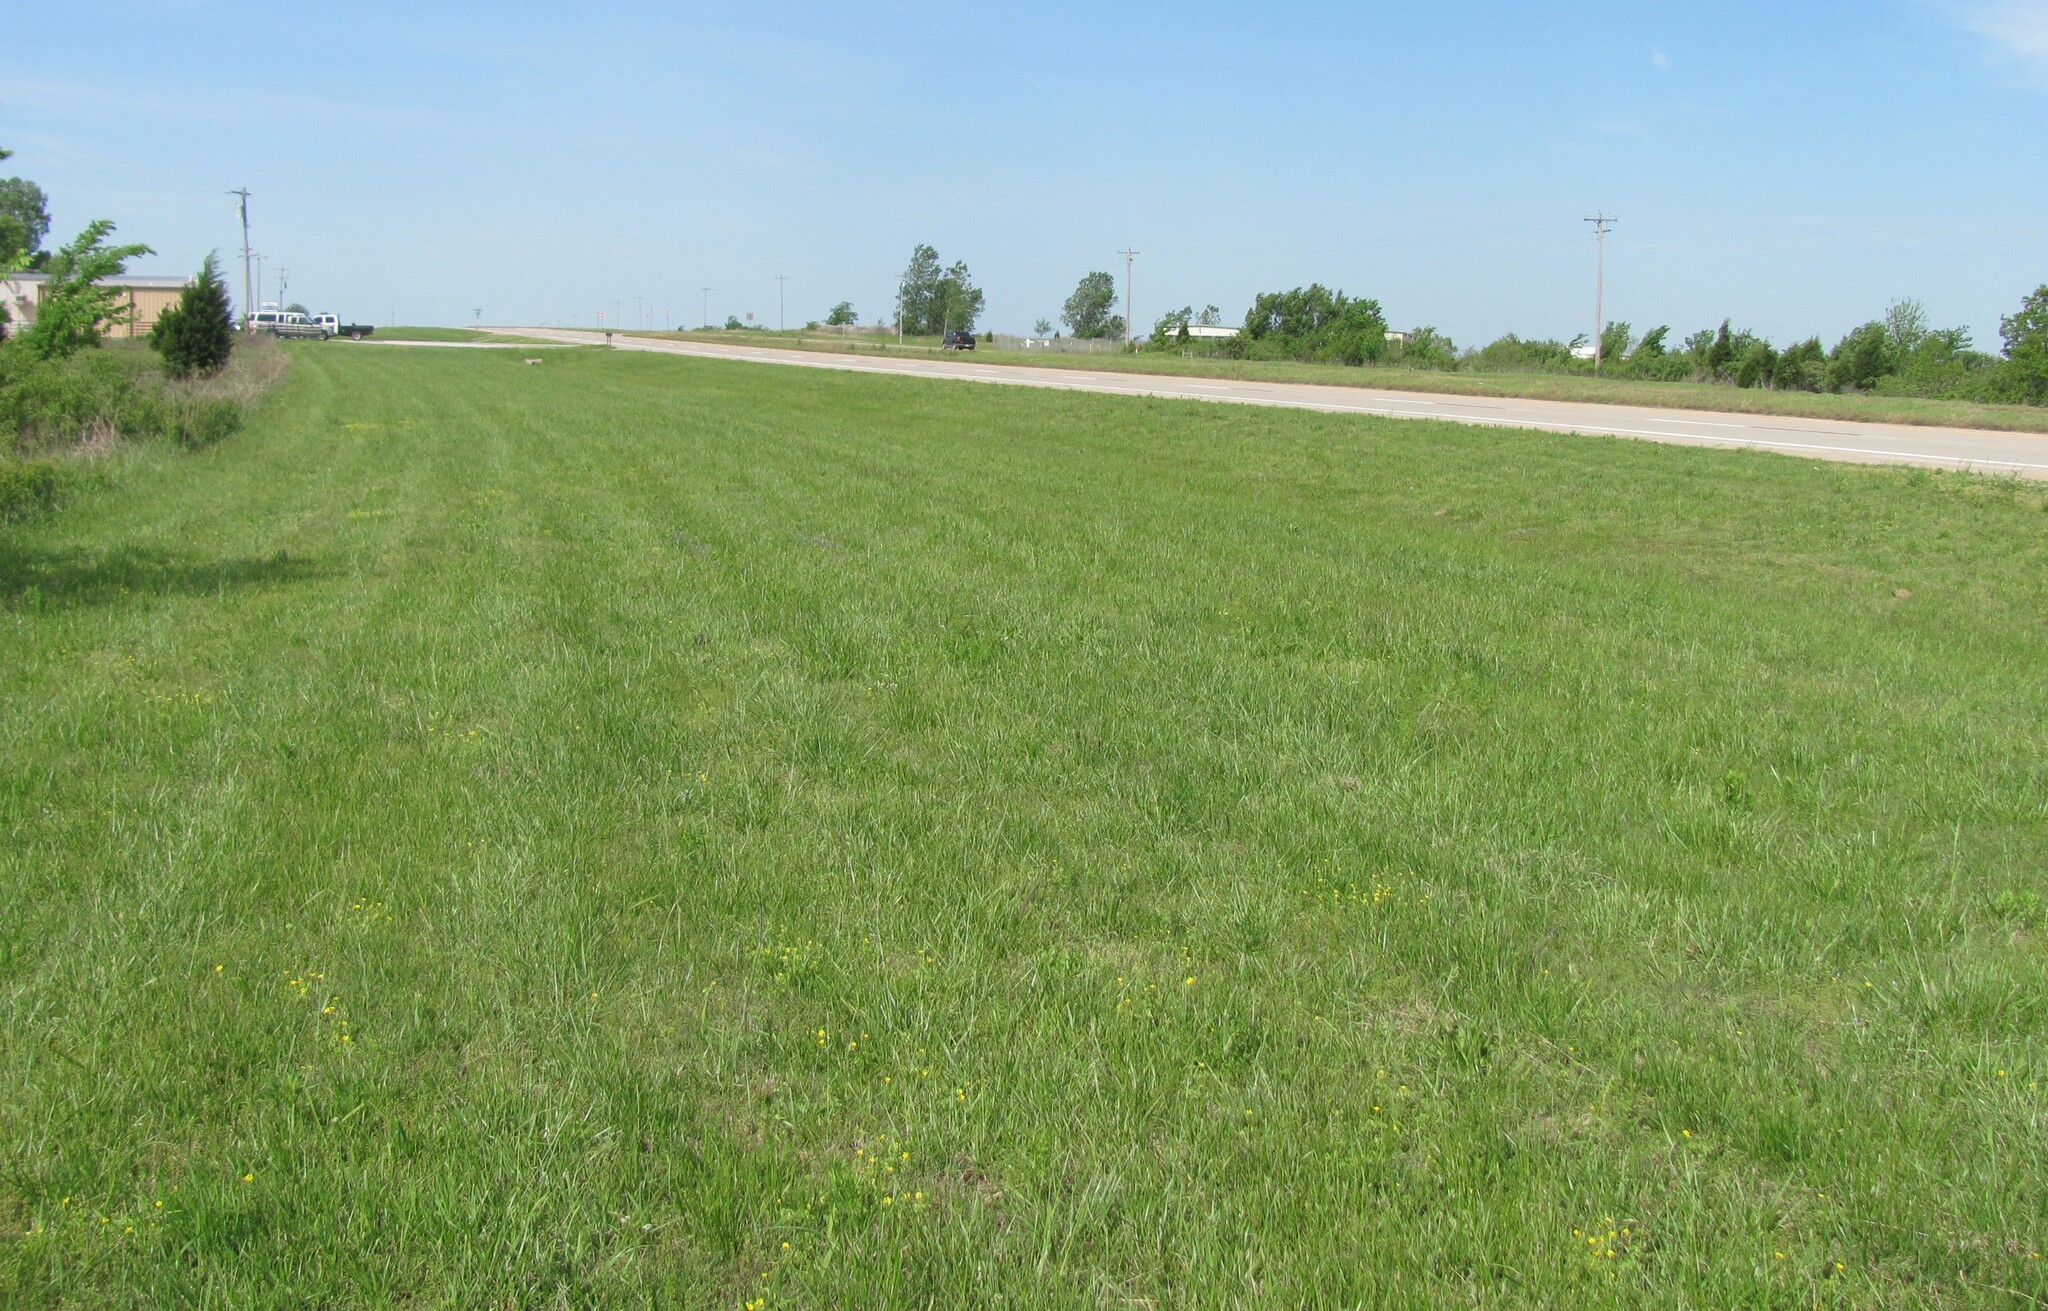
left=1, top=272, right=194, bottom=337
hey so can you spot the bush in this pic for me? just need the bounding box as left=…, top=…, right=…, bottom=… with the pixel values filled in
left=1468, top=334, right=1574, bottom=373
left=1827, top=322, right=1892, bottom=393
left=1, top=334, right=262, bottom=454
left=152, top=253, right=234, bottom=379
left=0, top=345, right=138, bottom=446
left=0, top=457, right=68, bottom=520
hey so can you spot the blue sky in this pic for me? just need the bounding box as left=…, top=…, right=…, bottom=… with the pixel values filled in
left=5, top=1, right=2045, bottom=347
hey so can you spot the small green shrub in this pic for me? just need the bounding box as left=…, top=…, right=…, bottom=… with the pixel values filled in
left=0, top=345, right=136, bottom=447
left=151, top=253, right=234, bottom=378
left=168, top=396, right=241, bottom=448
left=0, top=457, right=67, bottom=520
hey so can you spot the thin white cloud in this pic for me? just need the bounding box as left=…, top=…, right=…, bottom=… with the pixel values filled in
left=1652, top=47, right=1670, bottom=71
left=1969, top=1, right=2048, bottom=79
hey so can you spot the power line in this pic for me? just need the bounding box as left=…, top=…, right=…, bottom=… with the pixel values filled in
left=1584, top=213, right=1616, bottom=372
left=1117, top=247, right=1139, bottom=351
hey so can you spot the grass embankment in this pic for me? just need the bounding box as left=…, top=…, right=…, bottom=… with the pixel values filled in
left=3, top=346, right=2045, bottom=1306
left=641, top=327, right=2048, bottom=434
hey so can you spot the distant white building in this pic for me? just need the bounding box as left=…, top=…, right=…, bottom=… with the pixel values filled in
left=1184, top=323, right=1238, bottom=339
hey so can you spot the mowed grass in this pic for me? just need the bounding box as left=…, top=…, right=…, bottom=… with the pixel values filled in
left=3, top=345, right=2046, bottom=1308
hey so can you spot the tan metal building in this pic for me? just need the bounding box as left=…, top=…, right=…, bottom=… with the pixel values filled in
left=1, top=273, right=193, bottom=338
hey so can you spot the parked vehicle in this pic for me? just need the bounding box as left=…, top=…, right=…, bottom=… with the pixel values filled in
left=270, top=313, right=329, bottom=340
left=941, top=330, right=977, bottom=351
left=314, top=314, right=374, bottom=340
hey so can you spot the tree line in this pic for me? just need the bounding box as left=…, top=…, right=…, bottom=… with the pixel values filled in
left=834, top=251, right=2048, bottom=406
left=1135, top=277, right=2048, bottom=406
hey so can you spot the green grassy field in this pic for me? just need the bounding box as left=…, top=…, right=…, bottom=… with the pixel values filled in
left=4, top=343, right=2045, bottom=1307
left=644, top=328, right=2048, bottom=435
left=371, top=327, right=562, bottom=345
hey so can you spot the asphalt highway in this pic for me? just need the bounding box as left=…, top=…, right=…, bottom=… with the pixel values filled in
left=489, top=328, right=2048, bottom=479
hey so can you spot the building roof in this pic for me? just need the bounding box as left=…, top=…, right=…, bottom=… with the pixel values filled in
left=4, top=273, right=194, bottom=289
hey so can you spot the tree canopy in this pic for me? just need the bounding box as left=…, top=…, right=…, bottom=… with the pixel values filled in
left=0, top=174, right=50, bottom=267
left=2001, top=285, right=2048, bottom=405
left=1241, top=285, right=1387, bottom=365
left=897, top=245, right=984, bottom=335
left=825, top=301, right=857, bottom=326
left=1061, top=271, right=1121, bottom=339
left=20, top=220, right=153, bottom=360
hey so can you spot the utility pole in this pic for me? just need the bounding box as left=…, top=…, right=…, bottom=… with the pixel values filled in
left=776, top=274, right=787, bottom=332
left=1118, top=247, right=1140, bottom=351
left=252, top=253, right=265, bottom=308
left=635, top=295, right=643, bottom=331
left=277, top=268, right=289, bottom=313
left=228, top=189, right=253, bottom=328
left=897, top=277, right=904, bottom=343
left=473, top=308, right=482, bottom=326
left=700, top=287, right=710, bottom=330
left=1584, top=213, right=1616, bottom=373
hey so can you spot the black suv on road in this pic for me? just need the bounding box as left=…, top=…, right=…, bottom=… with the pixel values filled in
left=941, top=330, right=977, bottom=350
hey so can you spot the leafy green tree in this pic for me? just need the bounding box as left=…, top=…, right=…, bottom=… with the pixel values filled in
left=933, top=261, right=984, bottom=335
left=0, top=173, right=51, bottom=266
left=1399, top=326, right=1458, bottom=370
left=1147, top=306, right=1192, bottom=351
left=1703, top=321, right=1735, bottom=379
left=1883, top=298, right=1929, bottom=355
left=1032, top=318, right=1053, bottom=337
left=1062, top=272, right=1119, bottom=339
left=1998, top=284, right=2048, bottom=405
left=896, top=245, right=983, bottom=335
left=1599, top=320, right=1633, bottom=369
left=1775, top=338, right=1827, bottom=392
left=897, top=244, right=943, bottom=335
left=150, top=253, right=235, bottom=379
left=825, top=301, right=857, bottom=326
left=1734, top=341, right=1777, bottom=389
left=1827, top=322, right=1893, bottom=392
left=284, top=301, right=308, bottom=316
left=1631, top=325, right=1669, bottom=360
left=1195, top=305, right=1222, bottom=328
left=20, top=220, right=153, bottom=361
left=1241, top=285, right=1387, bottom=365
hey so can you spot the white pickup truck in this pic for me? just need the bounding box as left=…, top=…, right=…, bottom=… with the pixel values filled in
left=243, top=311, right=374, bottom=340
left=248, top=310, right=326, bottom=339
left=314, top=314, right=374, bottom=340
